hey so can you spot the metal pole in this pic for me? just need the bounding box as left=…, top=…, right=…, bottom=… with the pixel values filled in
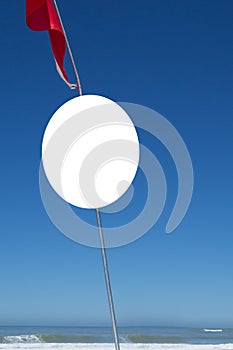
left=53, top=2, right=121, bottom=348
left=53, top=0, right=82, bottom=94
left=96, top=209, right=121, bottom=350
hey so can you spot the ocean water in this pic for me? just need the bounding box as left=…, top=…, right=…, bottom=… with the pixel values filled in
left=0, top=326, right=233, bottom=349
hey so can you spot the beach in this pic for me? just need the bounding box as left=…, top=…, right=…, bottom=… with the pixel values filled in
left=1, top=343, right=233, bottom=349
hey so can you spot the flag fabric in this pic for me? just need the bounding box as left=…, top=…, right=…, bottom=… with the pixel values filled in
left=26, top=0, right=74, bottom=88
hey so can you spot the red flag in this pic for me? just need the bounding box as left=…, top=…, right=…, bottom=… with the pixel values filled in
left=26, top=0, right=73, bottom=88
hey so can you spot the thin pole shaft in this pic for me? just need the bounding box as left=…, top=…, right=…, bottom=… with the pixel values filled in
left=53, top=4, right=120, bottom=348
left=96, top=209, right=121, bottom=350
left=53, top=0, right=82, bottom=94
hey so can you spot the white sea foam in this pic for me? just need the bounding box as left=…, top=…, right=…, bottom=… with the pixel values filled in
left=203, top=329, right=223, bottom=332
left=1, top=344, right=233, bottom=350
left=3, top=335, right=42, bottom=343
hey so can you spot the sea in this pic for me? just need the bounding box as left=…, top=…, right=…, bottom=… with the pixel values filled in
left=0, top=326, right=233, bottom=349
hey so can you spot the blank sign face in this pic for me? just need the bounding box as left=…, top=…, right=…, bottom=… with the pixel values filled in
left=42, top=95, right=139, bottom=209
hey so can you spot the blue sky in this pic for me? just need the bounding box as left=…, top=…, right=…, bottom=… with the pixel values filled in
left=0, top=0, right=232, bottom=328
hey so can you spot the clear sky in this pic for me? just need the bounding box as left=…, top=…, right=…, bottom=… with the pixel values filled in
left=0, top=0, right=232, bottom=328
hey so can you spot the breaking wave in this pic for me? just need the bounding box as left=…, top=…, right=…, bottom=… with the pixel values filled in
left=1, top=334, right=100, bottom=344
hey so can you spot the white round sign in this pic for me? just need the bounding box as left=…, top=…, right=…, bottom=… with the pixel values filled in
left=42, top=95, right=139, bottom=209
